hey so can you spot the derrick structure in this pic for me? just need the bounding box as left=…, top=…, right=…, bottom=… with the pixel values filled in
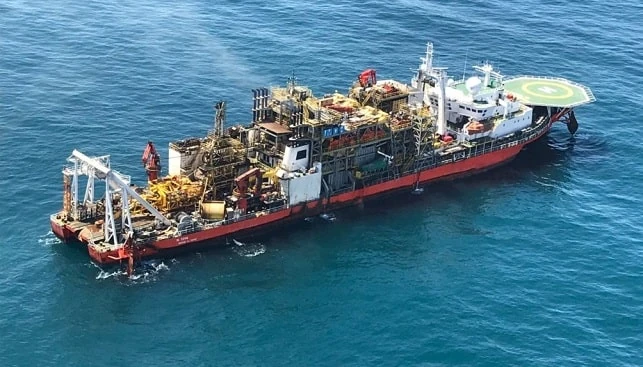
left=66, top=150, right=170, bottom=247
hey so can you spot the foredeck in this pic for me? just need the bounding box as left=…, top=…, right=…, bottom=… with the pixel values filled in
left=503, top=76, right=595, bottom=108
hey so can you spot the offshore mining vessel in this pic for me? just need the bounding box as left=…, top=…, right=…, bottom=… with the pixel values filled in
left=50, top=43, right=595, bottom=271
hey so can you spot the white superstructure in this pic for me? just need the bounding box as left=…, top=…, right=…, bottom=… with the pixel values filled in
left=410, top=43, right=534, bottom=142
left=276, top=142, right=322, bottom=206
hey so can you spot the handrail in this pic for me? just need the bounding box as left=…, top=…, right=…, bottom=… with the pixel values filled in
left=179, top=204, right=290, bottom=235
left=372, top=116, right=553, bottom=181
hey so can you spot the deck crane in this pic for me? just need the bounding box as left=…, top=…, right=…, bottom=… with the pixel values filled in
left=71, top=149, right=172, bottom=276
left=356, top=69, right=380, bottom=107
left=71, top=149, right=171, bottom=240
left=234, top=168, right=262, bottom=212
left=358, top=69, right=377, bottom=87
left=142, top=141, right=161, bottom=182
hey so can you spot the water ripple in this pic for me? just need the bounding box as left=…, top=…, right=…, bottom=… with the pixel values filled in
left=1, top=0, right=643, bottom=366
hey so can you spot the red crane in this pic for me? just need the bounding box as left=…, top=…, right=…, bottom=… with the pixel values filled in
left=142, top=141, right=161, bottom=182
left=234, top=168, right=263, bottom=211
left=358, top=69, right=377, bottom=87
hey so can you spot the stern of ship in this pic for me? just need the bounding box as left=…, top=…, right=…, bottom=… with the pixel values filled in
left=50, top=213, right=76, bottom=243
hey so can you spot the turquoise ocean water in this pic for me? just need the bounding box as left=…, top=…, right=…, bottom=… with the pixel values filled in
left=1, top=0, right=642, bottom=365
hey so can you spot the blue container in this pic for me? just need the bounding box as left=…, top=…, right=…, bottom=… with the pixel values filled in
left=333, top=127, right=340, bottom=136
left=340, top=125, right=346, bottom=133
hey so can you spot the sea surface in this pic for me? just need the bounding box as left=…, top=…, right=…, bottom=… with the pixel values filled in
left=1, top=0, right=642, bottom=366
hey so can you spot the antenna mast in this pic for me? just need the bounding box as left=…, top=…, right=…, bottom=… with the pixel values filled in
left=462, top=49, right=468, bottom=81
left=214, top=101, right=226, bottom=137
left=287, top=71, right=297, bottom=94
left=422, top=42, right=434, bottom=74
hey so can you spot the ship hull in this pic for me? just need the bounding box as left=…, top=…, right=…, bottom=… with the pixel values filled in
left=329, top=139, right=525, bottom=207
left=51, top=118, right=553, bottom=265
left=81, top=128, right=542, bottom=265
left=50, top=215, right=77, bottom=244
left=86, top=205, right=310, bottom=264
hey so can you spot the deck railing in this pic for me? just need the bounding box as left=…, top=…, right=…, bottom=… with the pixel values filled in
left=508, top=75, right=596, bottom=107
left=371, top=116, right=553, bottom=182
left=175, top=204, right=290, bottom=236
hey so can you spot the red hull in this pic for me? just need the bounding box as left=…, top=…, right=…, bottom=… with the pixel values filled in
left=86, top=141, right=527, bottom=264
left=154, top=206, right=294, bottom=249
left=330, top=139, right=524, bottom=205
left=50, top=215, right=77, bottom=243
left=87, top=206, right=306, bottom=264
left=53, top=122, right=551, bottom=265
left=88, top=244, right=160, bottom=265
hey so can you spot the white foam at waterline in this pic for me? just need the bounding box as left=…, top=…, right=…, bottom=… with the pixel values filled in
left=242, top=246, right=266, bottom=257
left=38, top=231, right=62, bottom=247
left=94, top=260, right=171, bottom=282
left=232, top=241, right=267, bottom=257
left=95, top=269, right=124, bottom=280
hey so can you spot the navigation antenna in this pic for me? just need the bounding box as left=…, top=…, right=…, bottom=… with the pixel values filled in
left=462, top=49, right=469, bottom=81
left=214, top=101, right=226, bottom=137
left=421, top=42, right=434, bottom=74
left=287, top=71, right=298, bottom=94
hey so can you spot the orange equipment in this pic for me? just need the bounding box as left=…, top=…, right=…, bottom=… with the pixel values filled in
left=467, top=120, right=485, bottom=134
left=142, top=141, right=161, bottom=182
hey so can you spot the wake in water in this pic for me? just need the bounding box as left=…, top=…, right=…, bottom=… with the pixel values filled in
left=232, top=239, right=266, bottom=257
left=94, top=259, right=173, bottom=284
left=38, top=231, right=62, bottom=247
left=304, top=212, right=338, bottom=224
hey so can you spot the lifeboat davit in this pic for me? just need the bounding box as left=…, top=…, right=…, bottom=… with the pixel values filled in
left=467, top=120, right=485, bottom=134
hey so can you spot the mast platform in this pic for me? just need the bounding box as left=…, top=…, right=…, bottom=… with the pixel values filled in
left=503, top=76, right=595, bottom=108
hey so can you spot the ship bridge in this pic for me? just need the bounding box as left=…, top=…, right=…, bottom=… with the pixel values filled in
left=503, top=76, right=595, bottom=108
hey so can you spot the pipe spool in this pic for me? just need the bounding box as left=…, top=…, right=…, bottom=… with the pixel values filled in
left=175, top=211, right=190, bottom=223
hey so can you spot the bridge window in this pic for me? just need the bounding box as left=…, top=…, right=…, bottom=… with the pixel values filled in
left=296, top=149, right=307, bottom=160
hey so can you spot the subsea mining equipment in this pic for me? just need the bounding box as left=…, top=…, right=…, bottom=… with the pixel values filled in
left=349, top=69, right=410, bottom=113
left=60, top=152, right=111, bottom=223
left=226, top=168, right=262, bottom=214
left=220, top=166, right=287, bottom=220
left=166, top=101, right=249, bottom=220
